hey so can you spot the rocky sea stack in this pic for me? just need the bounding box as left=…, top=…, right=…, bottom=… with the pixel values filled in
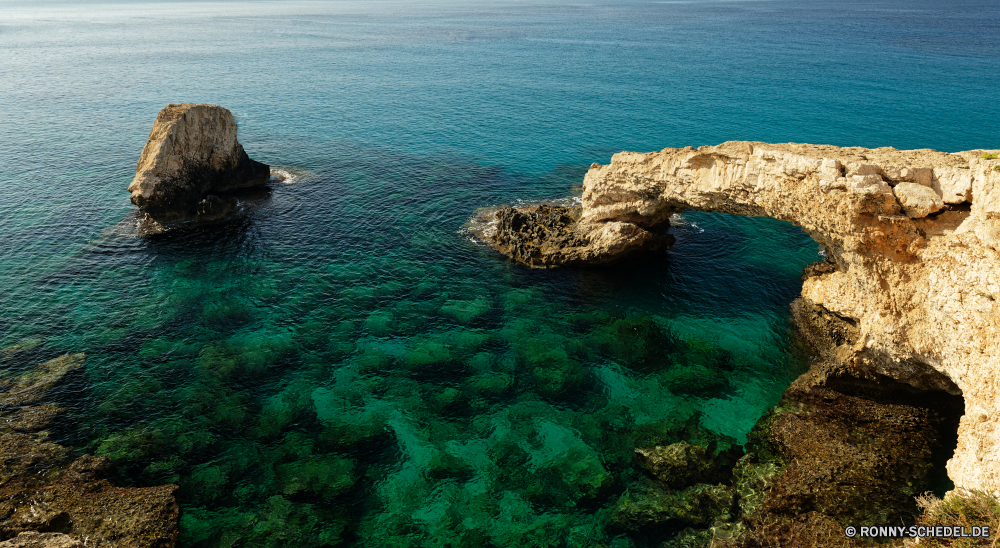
left=127, top=103, right=270, bottom=221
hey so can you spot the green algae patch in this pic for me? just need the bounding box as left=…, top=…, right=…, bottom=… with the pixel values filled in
left=363, top=309, right=395, bottom=335
left=440, top=295, right=490, bottom=323
left=523, top=420, right=612, bottom=503
left=139, top=337, right=199, bottom=358
left=95, top=424, right=164, bottom=466
left=254, top=376, right=320, bottom=438
left=404, top=339, right=454, bottom=368
left=276, top=455, right=356, bottom=498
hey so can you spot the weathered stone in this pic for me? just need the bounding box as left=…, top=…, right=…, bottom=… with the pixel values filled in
left=932, top=167, right=973, bottom=204
left=893, top=182, right=944, bottom=218
left=0, top=356, right=180, bottom=547
left=127, top=103, right=269, bottom=220
left=635, top=443, right=740, bottom=489
left=480, top=204, right=673, bottom=267
left=847, top=173, right=894, bottom=196
left=0, top=532, right=84, bottom=548
left=900, top=166, right=934, bottom=187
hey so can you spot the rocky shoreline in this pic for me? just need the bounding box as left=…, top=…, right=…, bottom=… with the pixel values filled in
left=481, top=141, right=1000, bottom=544
left=0, top=348, right=179, bottom=547
left=479, top=202, right=674, bottom=267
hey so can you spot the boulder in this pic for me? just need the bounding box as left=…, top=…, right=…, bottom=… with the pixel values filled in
left=127, top=103, right=269, bottom=220
left=481, top=204, right=673, bottom=267
left=893, top=182, right=944, bottom=218
left=931, top=167, right=973, bottom=204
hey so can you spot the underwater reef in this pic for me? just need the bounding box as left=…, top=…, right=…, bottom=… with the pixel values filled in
left=0, top=350, right=178, bottom=547
left=7, top=138, right=998, bottom=547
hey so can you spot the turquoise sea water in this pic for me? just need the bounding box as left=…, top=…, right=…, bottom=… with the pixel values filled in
left=2, top=1, right=998, bottom=546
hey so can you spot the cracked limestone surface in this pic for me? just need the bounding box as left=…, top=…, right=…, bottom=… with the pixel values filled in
left=564, top=141, right=1000, bottom=494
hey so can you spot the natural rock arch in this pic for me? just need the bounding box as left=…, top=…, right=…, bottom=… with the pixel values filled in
left=485, top=141, right=1000, bottom=495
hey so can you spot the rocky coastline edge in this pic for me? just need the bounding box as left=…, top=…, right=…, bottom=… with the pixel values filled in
left=480, top=141, right=1000, bottom=545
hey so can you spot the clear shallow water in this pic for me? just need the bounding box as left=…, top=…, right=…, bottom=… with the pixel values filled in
left=1, top=0, right=998, bottom=546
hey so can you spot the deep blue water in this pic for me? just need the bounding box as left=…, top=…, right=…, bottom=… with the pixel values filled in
left=1, top=1, right=998, bottom=546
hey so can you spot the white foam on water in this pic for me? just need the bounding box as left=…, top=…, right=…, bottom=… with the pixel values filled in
left=269, top=166, right=318, bottom=185
left=669, top=212, right=705, bottom=233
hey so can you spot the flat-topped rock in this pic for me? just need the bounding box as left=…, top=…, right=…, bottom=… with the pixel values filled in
left=127, top=103, right=270, bottom=221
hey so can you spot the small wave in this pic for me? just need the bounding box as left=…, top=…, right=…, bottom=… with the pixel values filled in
left=510, top=195, right=582, bottom=208
left=459, top=207, right=500, bottom=243
left=269, top=166, right=319, bottom=185
left=669, top=213, right=704, bottom=233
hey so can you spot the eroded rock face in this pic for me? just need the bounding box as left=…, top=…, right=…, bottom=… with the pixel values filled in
left=485, top=141, right=1000, bottom=494
left=128, top=103, right=270, bottom=221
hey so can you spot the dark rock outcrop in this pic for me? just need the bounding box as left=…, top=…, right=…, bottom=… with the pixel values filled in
left=127, top=103, right=270, bottom=221
left=482, top=204, right=673, bottom=267
left=709, top=294, right=964, bottom=548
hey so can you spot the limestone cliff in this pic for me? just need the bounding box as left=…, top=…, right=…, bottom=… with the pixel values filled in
left=127, top=103, right=270, bottom=221
left=489, top=141, right=1000, bottom=496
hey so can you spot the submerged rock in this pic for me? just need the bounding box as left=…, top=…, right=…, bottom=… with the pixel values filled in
left=0, top=354, right=180, bottom=547
left=612, top=483, right=736, bottom=530
left=0, top=353, right=84, bottom=407
left=0, top=532, right=83, bottom=548
left=127, top=103, right=270, bottom=221
left=635, top=442, right=740, bottom=489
